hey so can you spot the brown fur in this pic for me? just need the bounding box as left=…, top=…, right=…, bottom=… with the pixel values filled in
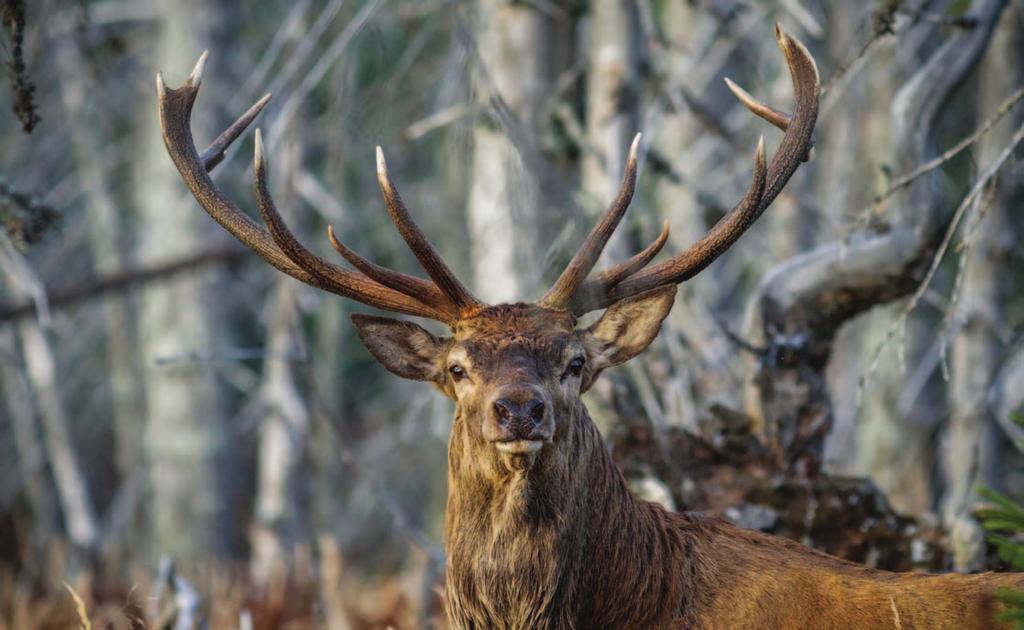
left=352, top=301, right=1024, bottom=630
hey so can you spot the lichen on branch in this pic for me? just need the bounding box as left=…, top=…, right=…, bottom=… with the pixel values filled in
left=1, top=0, right=40, bottom=133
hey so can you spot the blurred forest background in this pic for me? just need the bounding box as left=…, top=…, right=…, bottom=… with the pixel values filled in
left=1, top=0, right=1024, bottom=627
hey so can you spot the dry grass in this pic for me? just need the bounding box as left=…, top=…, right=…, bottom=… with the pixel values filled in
left=0, top=545, right=445, bottom=630
left=63, top=583, right=91, bottom=630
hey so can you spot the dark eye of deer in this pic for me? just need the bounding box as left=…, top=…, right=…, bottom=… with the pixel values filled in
left=449, top=364, right=466, bottom=382
left=565, top=357, right=585, bottom=378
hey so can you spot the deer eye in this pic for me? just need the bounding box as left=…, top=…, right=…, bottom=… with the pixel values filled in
left=565, top=356, right=586, bottom=378
left=449, top=364, right=466, bottom=382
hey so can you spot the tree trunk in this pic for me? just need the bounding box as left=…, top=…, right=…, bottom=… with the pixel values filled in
left=467, top=1, right=573, bottom=302
left=942, top=2, right=1022, bottom=570
left=820, top=2, right=884, bottom=476
left=133, top=0, right=245, bottom=561
left=251, top=133, right=311, bottom=581
left=857, top=308, right=937, bottom=515
left=582, top=0, right=642, bottom=265
left=845, top=6, right=946, bottom=517
left=579, top=0, right=644, bottom=433
left=54, top=16, right=145, bottom=536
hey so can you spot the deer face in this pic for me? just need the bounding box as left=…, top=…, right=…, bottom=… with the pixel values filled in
left=351, top=286, right=676, bottom=473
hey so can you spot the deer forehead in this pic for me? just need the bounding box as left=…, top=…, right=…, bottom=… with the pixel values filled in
left=453, top=303, right=576, bottom=334
left=449, top=303, right=580, bottom=377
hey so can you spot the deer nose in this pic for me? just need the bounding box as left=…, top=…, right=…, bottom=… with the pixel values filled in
left=493, top=398, right=547, bottom=426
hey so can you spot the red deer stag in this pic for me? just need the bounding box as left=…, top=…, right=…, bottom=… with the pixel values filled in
left=158, top=25, right=1022, bottom=630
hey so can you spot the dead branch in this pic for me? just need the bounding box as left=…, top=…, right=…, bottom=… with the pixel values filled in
left=1, top=0, right=40, bottom=132
left=0, top=176, right=59, bottom=247
left=860, top=120, right=1024, bottom=399
left=846, top=85, right=1024, bottom=237
left=0, top=246, right=249, bottom=322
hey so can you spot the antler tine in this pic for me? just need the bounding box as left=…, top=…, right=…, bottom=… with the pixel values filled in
left=725, top=59, right=816, bottom=162
left=576, top=25, right=819, bottom=313
left=326, top=225, right=450, bottom=305
left=761, top=24, right=819, bottom=196
left=252, top=132, right=458, bottom=321
left=724, top=78, right=791, bottom=133
left=158, top=53, right=454, bottom=322
left=582, top=220, right=669, bottom=293
left=375, top=147, right=483, bottom=317
left=539, top=133, right=642, bottom=310
left=200, top=93, right=271, bottom=170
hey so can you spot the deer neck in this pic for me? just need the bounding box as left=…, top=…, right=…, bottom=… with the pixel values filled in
left=443, top=404, right=691, bottom=628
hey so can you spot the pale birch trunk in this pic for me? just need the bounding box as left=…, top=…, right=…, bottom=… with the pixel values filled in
left=134, top=0, right=243, bottom=560
left=849, top=14, right=940, bottom=514
left=54, top=25, right=145, bottom=512
left=820, top=3, right=877, bottom=475
left=857, top=308, right=938, bottom=515
left=251, top=134, right=311, bottom=581
left=252, top=280, right=310, bottom=579
left=467, top=0, right=572, bottom=302
left=582, top=0, right=642, bottom=265
left=579, top=0, right=643, bottom=432
left=942, top=3, right=1021, bottom=570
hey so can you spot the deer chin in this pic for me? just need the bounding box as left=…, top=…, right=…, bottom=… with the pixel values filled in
left=493, top=440, right=546, bottom=471
left=495, top=439, right=544, bottom=455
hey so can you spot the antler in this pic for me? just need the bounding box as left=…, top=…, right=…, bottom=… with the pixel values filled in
left=157, top=52, right=481, bottom=325
left=544, top=25, right=820, bottom=315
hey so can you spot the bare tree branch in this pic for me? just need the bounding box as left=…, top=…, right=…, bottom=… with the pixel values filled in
left=0, top=246, right=249, bottom=322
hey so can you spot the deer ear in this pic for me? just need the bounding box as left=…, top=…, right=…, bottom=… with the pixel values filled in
left=584, top=285, right=677, bottom=370
left=351, top=314, right=449, bottom=383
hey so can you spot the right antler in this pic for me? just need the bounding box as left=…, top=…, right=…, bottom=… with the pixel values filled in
left=541, top=25, right=820, bottom=315
left=157, top=52, right=483, bottom=325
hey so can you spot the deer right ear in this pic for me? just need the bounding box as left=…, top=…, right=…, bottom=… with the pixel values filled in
left=583, top=285, right=677, bottom=371
left=351, top=314, right=449, bottom=384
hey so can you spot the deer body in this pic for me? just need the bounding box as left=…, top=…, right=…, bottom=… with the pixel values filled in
left=158, top=25, right=1022, bottom=630
left=443, top=377, right=1021, bottom=630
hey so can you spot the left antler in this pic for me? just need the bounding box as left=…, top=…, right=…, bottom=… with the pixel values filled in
left=157, top=52, right=484, bottom=324
left=541, top=25, right=820, bottom=315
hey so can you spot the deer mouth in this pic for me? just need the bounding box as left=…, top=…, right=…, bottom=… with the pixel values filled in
left=494, top=439, right=544, bottom=455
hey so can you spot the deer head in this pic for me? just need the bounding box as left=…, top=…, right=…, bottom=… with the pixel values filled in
left=157, top=26, right=818, bottom=482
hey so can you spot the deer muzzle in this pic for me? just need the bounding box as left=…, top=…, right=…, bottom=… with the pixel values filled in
left=485, top=387, right=553, bottom=450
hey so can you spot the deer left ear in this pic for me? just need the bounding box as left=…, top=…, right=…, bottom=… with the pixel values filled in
left=584, top=285, right=677, bottom=370
left=351, top=314, right=449, bottom=384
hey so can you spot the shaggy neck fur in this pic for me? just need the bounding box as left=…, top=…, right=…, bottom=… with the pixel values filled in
left=443, top=404, right=692, bottom=629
